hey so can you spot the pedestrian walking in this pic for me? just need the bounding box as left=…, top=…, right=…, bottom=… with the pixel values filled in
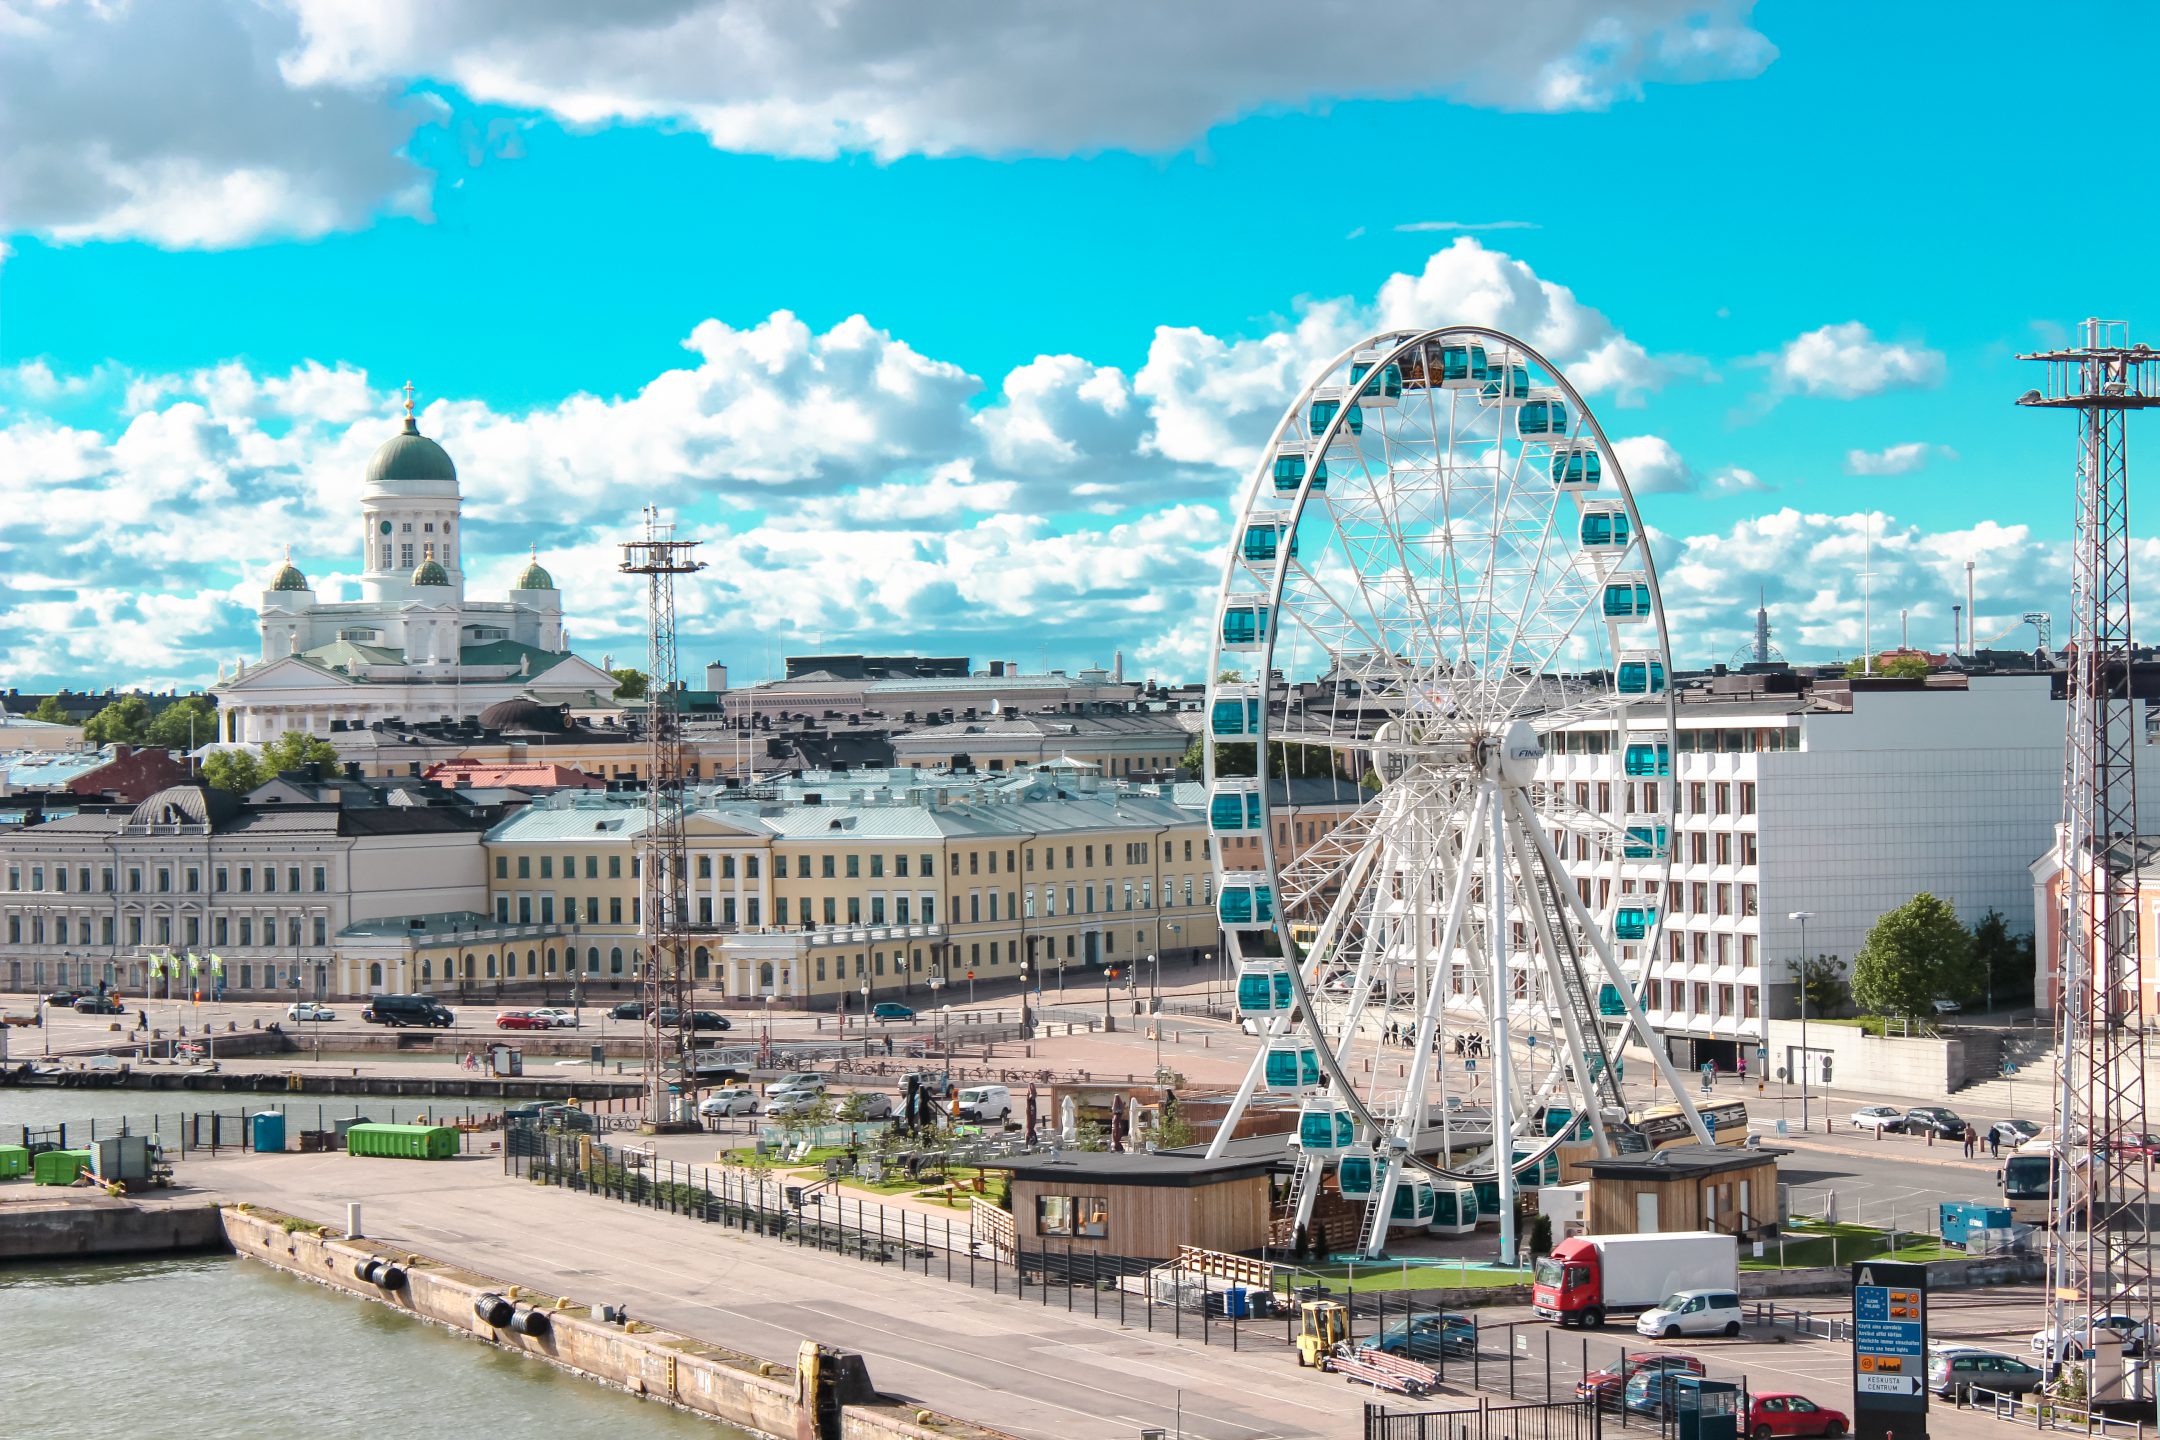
left=1988, top=1128, right=2000, bottom=1159
left=883, top=1034, right=894, bottom=1057
left=1962, top=1123, right=1977, bottom=1158
left=136, top=1008, right=148, bottom=1032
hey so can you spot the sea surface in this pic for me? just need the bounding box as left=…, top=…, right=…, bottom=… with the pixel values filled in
left=0, top=1254, right=752, bottom=1438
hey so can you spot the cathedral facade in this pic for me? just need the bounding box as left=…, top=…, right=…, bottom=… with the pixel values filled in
left=213, top=407, right=616, bottom=744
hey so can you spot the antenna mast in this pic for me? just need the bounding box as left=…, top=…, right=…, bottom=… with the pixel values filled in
left=2018, top=319, right=2158, bottom=1387
left=620, top=507, right=708, bottom=1130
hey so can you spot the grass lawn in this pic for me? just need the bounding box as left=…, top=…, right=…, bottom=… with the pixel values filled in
left=1742, top=1222, right=1959, bottom=1269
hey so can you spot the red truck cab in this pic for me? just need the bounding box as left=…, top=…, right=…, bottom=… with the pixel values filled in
left=1531, top=1237, right=1601, bottom=1324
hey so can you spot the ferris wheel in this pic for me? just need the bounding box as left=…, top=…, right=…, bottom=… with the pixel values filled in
left=1199, top=326, right=1714, bottom=1263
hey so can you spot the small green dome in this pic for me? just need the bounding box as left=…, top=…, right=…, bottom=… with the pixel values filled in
left=412, top=556, right=451, bottom=587
left=268, top=554, right=310, bottom=591
left=514, top=547, right=555, bottom=591
left=366, top=417, right=457, bottom=486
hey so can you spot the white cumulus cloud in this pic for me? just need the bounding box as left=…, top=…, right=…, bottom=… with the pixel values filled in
left=1844, top=441, right=1955, bottom=476
left=1770, top=322, right=1945, bottom=400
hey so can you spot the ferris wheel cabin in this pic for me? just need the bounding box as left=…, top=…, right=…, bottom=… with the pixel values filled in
left=1601, top=574, right=1653, bottom=621
left=1616, top=651, right=1667, bottom=696
left=1240, top=516, right=1299, bottom=563
left=1349, top=351, right=1403, bottom=407
left=1335, top=1147, right=1376, bottom=1198
left=1481, top=365, right=1532, bottom=403
left=1614, top=905, right=1657, bottom=942
left=1517, top=399, right=1569, bottom=440
left=1208, top=685, right=1262, bottom=739
left=1308, top=387, right=1364, bottom=439
left=1623, top=740, right=1671, bottom=776
left=1551, top=446, right=1602, bottom=490
left=1209, top=779, right=1263, bottom=833
left=1388, top=1177, right=1438, bottom=1227
left=1235, top=959, right=1294, bottom=1018
left=1429, top=1182, right=1480, bottom=1235
left=1579, top=503, right=1631, bottom=550
left=1623, top=825, right=1669, bottom=860
left=1217, top=873, right=1276, bottom=928
left=1262, top=1037, right=1322, bottom=1092
left=1272, top=443, right=1328, bottom=494
left=1295, top=1096, right=1355, bottom=1155
left=1220, top=598, right=1271, bottom=649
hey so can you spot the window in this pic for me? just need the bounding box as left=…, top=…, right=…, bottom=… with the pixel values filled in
left=312, top=866, right=326, bottom=892
left=517, top=856, right=531, bottom=879
left=969, top=851, right=979, bottom=875
left=823, top=855, right=836, bottom=879
left=697, top=855, right=712, bottom=879
left=609, top=856, right=622, bottom=879
left=920, top=854, right=933, bottom=876
left=585, top=856, right=598, bottom=879
left=540, top=856, right=553, bottom=879
left=313, top=917, right=327, bottom=946
left=495, top=856, right=508, bottom=879
left=870, top=854, right=884, bottom=878
left=846, top=854, right=860, bottom=879
left=1036, top=1195, right=1109, bottom=1238
left=609, top=897, right=623, bottom=924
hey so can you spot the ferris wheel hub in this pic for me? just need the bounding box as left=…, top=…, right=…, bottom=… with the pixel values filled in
left=1477, top=719, right=1545, bottom=789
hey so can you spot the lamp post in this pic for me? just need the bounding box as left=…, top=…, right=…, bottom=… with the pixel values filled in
left=1018, top=955, right=1032, bottom=1039
left=859, top=980, right=869, bottom=1056
left=926, top=968, right=945, bottom=1063
left=1147, top=951, right=1160, bottom=1016
left=1788, top=910, right=1815, bottom=1133
left=1103, top=965, right=1117, bottom=1029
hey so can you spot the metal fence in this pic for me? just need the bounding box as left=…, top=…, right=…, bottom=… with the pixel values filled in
left=4, top=1100, right=501, bottom=1157
left=1366, top=1400, right=1602, bottom=1440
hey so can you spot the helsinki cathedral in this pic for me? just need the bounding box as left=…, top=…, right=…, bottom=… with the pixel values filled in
left=212, top=389, right=616, bottom=743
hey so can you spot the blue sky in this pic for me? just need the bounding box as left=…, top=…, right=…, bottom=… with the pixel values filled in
left=3, top=1, right=2153, bottom=690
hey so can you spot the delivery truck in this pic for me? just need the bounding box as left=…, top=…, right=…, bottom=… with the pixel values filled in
left=1530, top=1231, right=1738, bottom=1328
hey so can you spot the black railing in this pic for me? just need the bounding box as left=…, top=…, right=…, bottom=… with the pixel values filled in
left=1366, top=1399, right=1602, bottom=1440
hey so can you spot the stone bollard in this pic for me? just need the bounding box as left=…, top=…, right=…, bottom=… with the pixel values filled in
left=346, top=1202, right=364, bottom=1239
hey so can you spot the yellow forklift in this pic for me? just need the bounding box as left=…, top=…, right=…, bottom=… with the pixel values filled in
left=1295, top=1298, right=1349, bottom=1367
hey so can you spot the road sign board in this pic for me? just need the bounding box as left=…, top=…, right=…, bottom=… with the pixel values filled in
left=1852, top=1261, right=1929, bottom=1440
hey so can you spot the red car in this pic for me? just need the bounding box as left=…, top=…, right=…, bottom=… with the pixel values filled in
left=1748, top=1394, right=1848, bottom=1439
left=494, top=1011, right=547, bottom=1031
left=2108, top=1133, right=2160, bottom=1159
left=1576, top=1353, right=1703, bottom=1408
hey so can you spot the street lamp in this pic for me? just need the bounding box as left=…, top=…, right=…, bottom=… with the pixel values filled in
left=1103, top=965, right=1118, bottom=1029
left=1146, top=951, right=1159, bottom=1016
left=1018, top=954, right=1032, bottom=1039
left=1788, top=911, right=1815, bottom=1133
left=926, top=968, right=946, bottom=1061
left=859, top=980, right=869, bottom=1054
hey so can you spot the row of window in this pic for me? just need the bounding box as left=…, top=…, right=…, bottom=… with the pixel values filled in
left=1665, top=930, right=1761, bottom=968
left=6, top=912, right=329, bottom=949
left=1643, top=978, right=1761, bottom=1019
left=6, top=863, right=328, bottom=895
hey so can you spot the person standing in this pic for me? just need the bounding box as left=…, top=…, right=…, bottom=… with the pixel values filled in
left=1962, top=1123, right=1977, bottom=1158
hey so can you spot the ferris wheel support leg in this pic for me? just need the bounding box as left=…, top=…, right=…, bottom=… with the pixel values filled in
left=1486, top=786, right=1521, bottom=1269
left=1505, top=812, right=1616, bottom=1161
left=1204, top=1005, right=1283, bottom=1161
left=1513, top=791, right=1714, bottom=1148
left=1319, top=807, right=1400, bottom=1050
left=1363, top=786, right=1488, bottom=1259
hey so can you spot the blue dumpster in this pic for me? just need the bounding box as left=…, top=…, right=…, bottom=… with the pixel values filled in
left=1226, top=1286, right=1249, bottom=1319
left=251, top=1111, right=286, bottom=1154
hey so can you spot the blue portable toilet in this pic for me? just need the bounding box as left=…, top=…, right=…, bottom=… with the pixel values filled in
left=250, top=1111, right=287, bottom=1154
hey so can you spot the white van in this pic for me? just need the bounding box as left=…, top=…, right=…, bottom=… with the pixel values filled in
left=1634, top=1288, right=1744, bottom=1338
left=956, top=1085, right=1012, bottom=1123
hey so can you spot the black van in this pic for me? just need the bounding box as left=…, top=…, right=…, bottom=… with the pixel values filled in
left=362, top=994, right=455, bottom=1028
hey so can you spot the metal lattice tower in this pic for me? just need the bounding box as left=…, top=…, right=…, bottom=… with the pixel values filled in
left=2017, top=320, right=2157, bottom=1368
left=620, top=507, right=707, bottom=1129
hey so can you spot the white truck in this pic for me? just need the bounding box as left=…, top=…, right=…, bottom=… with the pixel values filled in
left=1530, top=1231, right=1739, bottom=1328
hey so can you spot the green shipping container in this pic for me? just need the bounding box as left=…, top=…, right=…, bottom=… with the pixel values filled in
left=0, top=1144, right=30, bottom=1179
left=344, top=1124, right=459, bottom=1161
left=33, top=1148, right=93, bottom=1185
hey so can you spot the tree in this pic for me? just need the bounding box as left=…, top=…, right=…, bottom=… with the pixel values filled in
left=1197, top=740, right=1342, bottom=780
left=80, top=695, right=152, bottom=745
left=259, top=730, right=338, bottom=776
left=145, top=694, right=218, bottom=750
left=1852, top=892, right=1972, bottom=1019
left=1792, top=953, right=1851, bottom=1014
left=1845, top=654, right=1929, bottom=680
left=1971, top=908, right=2036, bottom=1010
left=201, top=750, right=265, bottom=794
left=30, top=694, right=70, bottom=724
left=609, top=667, right=648, bottom=700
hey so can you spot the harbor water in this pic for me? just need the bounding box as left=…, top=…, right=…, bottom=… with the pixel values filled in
left=0, top=1254, right=752, bottom=1438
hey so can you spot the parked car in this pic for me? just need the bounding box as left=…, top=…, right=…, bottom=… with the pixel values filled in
left=764, top=1090, right=827, bottom=1118
left=1988, top=1119, right=2040, bottom=1149
left=1747, top=1394, right=1848, bottom=1439
left=285, top=1002, right=337, bottom=1022
left=1577, top=1353, right=1703, bottom=1409
left=837, top=1091, right=895, bottom=1121
left=902, top=1070, right=953, bottom=1099
left=494, top=1011, right=549, bottom=1031
left=2032, top=1314, right=2149, bottom=1365
left=1849, top=1105, right=1905, bottom=1133
left=697, top=1086, right=758, bottom=1118
left=1625, top=1371, right=1694, bottom=1418
left=1369, top=1312, right=1477, bottom=1362
left=610, top=1001, right=644, bottom=1020
left=871, top=1002, right=916, bottom=1021
left=681, top=1010, right=730, bottom=1032
left=770, top=1072, right=827, bottom=1097
left=2106, top=1133, right=2160, bottom=1160
left=1636, top=1288, right=1744, bottom=1338
left=529, top=1007, right=579, bottom=1028
left=956, top=1084, right=1012, bottom=1123
left=1931, top=997, right=1964, bottom=1014
left=42, top=990, right=87, bottom=1008
left=1901, top=1106, right=1968, bottom=1140
left=1929, top=1349, right=2043, bottom=1400
left=73, top=995, right=125, bottom=1015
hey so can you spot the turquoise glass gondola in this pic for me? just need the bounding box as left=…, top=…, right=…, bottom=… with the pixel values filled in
left=1602, top=583, right=1652, bottom=619
left=1335, top=1149, right=1376, bottom=1198
left=1616, top=657, right=1666, bottom=696
left=1579, top=509, right=1631, bottom=548
left=1218, top=879, right=1275, bottom=928
left=1622, top=741, right=1671, bottom=777
left=1349, top=359, right=1403, bottom=402
left=1209, top=789, right=1262, bottom=832
left=1263, top=1040, right=1322, bottom=1091
left=1273, top=452, right=1329, bottom=494
left=1551, top=448, right=1602, bottom=488
left=1242, top=523, right=1299, bottom=562
left=1518, top=399, right=1569, bottom=438
left=1622, top=825, right=1668, bottom=859
left=1597, top=983, right=1627, bottom=1016
left=1296, top=1098, right=1354, bottom=1154
left=1221, top=605, right=1270, bottom=647
left=1235, top=965, right=1294, bottom=1017
left=1614, top=905, right=1655, bottom=941
left=1309, top=397, right=1365, bottom=437
left=1481, top=365, right=1531, bottom=400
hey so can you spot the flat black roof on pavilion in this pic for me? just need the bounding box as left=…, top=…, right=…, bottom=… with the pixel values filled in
left=1580, top=1144, right=1788, bottom=1180
left=976, top=1150, right=1278, bottom=1188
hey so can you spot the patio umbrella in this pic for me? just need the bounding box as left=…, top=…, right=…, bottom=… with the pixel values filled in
left=1025, top=1085, right=1039, bottom=1145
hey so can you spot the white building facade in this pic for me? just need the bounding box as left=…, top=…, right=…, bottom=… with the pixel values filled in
left=212, top=409, right=614, bottom=743
left=1544, top=673, right=2160, bottom=1069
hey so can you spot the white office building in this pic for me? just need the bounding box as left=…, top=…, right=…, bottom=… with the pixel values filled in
left=1540, top=671, right=2159, bottom=1069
